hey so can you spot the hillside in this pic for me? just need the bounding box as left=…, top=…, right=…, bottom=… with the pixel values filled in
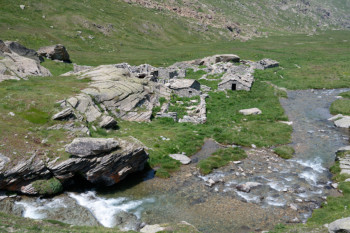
left=1, top=0, right=350, bottom=66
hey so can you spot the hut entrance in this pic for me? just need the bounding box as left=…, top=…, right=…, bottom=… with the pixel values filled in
left=231, top=84, right=237, bottom=90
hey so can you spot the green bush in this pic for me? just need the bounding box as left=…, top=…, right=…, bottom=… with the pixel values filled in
left=198, top=147, right=247, bottom=175
left=32, top=178, right=63, bottom=196
left=273, top=145, right=295, bottom=159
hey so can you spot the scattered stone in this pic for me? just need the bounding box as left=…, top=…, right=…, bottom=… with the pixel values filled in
left=289, top=203, right=298, bottom=211
left=328, top=217, right=350, bottom=233
left=239, top=108, right=262, bottom=115
left=8, top=112, right=15, bottom=116
left=236, top=182, right=262, bottom=193
left=37, top=44, right=70, bottom=62
left=169, top=154, right=191, bottom=165
left=65, top=137, right=119, bottom=157
left=19, top=5, right=25, bottom=10
left=256, top=59, right=279, bottom=70
left=279, top=121, right=293, bottom=125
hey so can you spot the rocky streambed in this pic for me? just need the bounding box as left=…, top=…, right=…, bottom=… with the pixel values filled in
left=1, top=88, right=350, bottom=232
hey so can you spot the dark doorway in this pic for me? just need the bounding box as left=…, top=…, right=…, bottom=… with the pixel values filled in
left=231, top=83, right=237, bottom=90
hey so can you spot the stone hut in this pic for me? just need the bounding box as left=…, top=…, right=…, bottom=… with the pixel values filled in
left=218, top=73, right=254, bottom=91
left=168, top=79, right=201, bottom=97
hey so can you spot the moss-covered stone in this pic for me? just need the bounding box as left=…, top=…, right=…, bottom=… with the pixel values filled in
left=31, top=178, right=63, bottom=196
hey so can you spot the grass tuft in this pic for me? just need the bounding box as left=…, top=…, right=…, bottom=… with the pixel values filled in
left=273, top=145, right=295, bottom=159
left=198, top=147, right=247, bottom=175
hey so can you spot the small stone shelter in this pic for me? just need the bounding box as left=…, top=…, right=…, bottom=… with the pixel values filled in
left=218, top=73, right=254, bottom=91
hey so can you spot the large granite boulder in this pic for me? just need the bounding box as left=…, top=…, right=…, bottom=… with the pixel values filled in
left=38, top=44, right=70, bottom=62
left=328, top=217, right=350, bottom=233
left=4, top=41, right=43, bottom=63
left=0, top=41, right=51, bottom=82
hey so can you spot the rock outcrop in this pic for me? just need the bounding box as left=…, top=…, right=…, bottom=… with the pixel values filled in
left=0, top=40, right=51, bottom=82
left=37, top=44, right=70, bottom=62
left=0, top=137, right=148, bottom=194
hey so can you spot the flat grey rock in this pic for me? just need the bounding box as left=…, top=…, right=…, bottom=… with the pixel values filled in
left=65, top=138, right=119, bottom=157
left=239, top=108, right=262, bottom=115
left=169, top=154, right=191, bottom=165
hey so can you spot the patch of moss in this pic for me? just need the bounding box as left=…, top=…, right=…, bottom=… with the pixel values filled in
left=31, top=178, right=63, bottom=196
left=274, top=145, right=295, bottom=159
left=19, top=107, right=50, bottom=124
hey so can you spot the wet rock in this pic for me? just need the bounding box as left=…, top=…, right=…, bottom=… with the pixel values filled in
left=37, top=44, right=70, bottom=62
left=328, top=217, right=350, bottom=233
left=0, top=155, right=51, bottom=193
left=334, top=116, right=350, bottom=128
left=65, top=138, right=119, bottom=157
left=169, top=154, right=191, bottom=165
left=236, top=182, right=262, bottom=193
left=239, top=108, right=262, bottom=116
left=52, top=108, right=74, bottom=120
left=114, top=211, right=142, bottom=231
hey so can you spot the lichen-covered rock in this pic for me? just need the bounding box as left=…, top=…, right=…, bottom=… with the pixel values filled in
left=65, top=138, right=119, bottom=157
